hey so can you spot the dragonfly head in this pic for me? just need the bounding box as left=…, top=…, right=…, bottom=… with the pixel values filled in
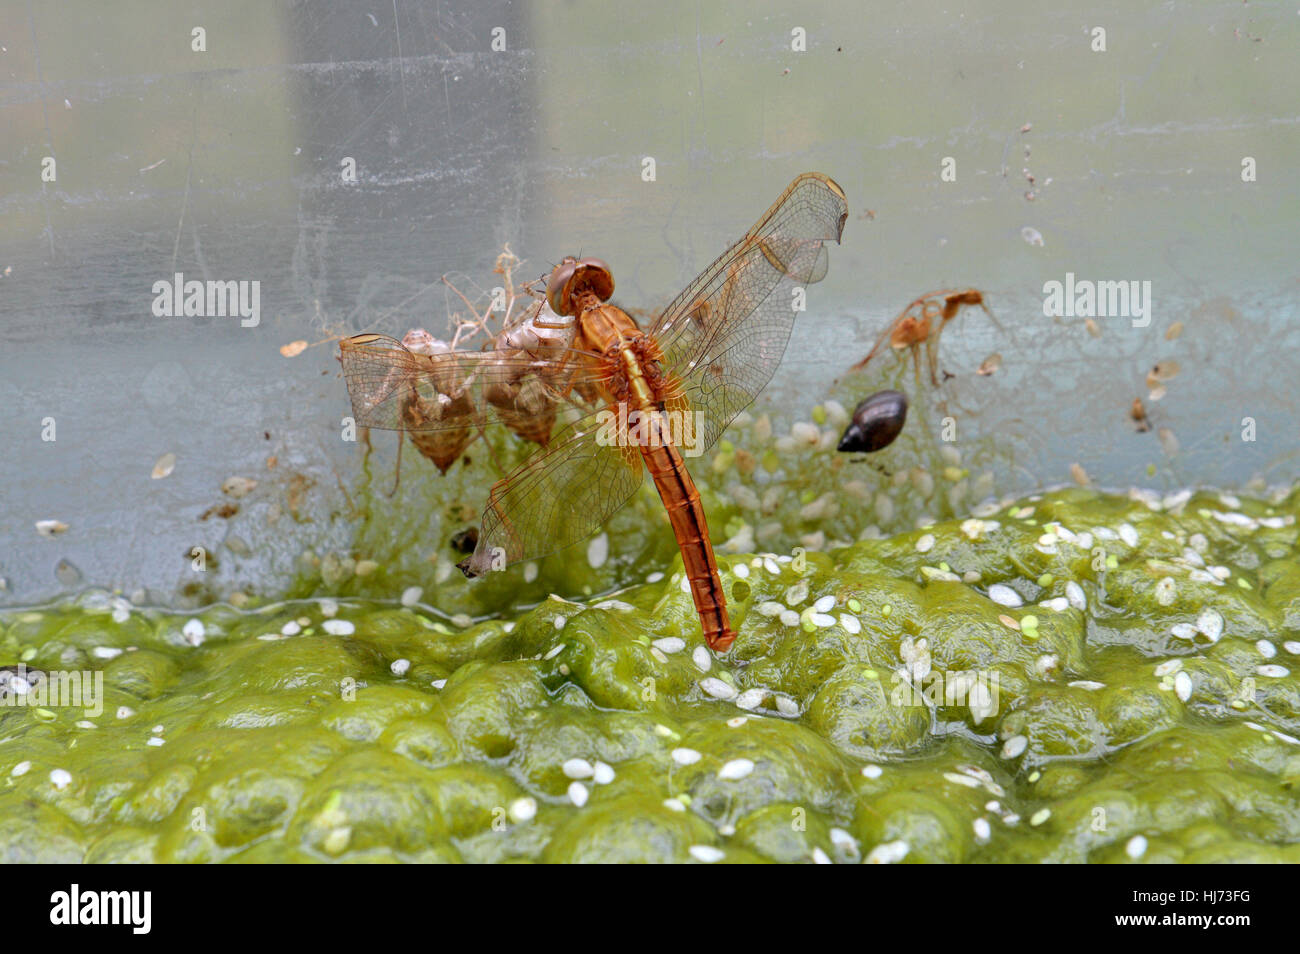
left=546, top=256, right=614, bottom=316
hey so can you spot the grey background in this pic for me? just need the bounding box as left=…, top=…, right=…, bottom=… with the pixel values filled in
left=1, top=0, right=1297, bottom=606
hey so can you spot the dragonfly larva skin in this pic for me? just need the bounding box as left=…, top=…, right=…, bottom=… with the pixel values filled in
left=399, top=333, right=476, bottom=473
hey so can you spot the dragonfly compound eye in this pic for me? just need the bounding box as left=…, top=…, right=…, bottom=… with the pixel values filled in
left=547, top=256, right=615, bottom=315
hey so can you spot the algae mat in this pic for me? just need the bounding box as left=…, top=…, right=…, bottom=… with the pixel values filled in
left=2, top=487, right=1299, bottom=862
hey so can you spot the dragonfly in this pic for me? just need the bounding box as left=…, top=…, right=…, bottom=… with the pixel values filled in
left=339, top=172, right=847, bottom=651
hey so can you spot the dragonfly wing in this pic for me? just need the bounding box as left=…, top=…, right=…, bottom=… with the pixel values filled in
left=461, top=411, right=645, bottom=574
left=338, top=333, right=607, bottom=437
left=650, top=172, right=848, bottom=454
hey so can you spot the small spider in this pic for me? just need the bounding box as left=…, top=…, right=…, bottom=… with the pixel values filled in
left=851, top=289, right=997, bottom=386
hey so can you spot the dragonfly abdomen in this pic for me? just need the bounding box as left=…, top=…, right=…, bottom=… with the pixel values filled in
left=639, top=423, right=735, bottom=651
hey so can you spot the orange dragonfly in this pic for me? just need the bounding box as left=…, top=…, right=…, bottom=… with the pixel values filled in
left=339, top=173, right=847, bottom=651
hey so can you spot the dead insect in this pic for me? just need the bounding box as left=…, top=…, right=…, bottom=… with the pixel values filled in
left=1130, top=397, right=1151, bottom=432
left=838, top=390, right=908, bottom=453
left=851, top=289, right=997, bottom=386
left=450, top=527, right=480, bottom=555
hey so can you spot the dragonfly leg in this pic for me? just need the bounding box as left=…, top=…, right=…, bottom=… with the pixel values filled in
left=385, top=432, right=405, bottom=498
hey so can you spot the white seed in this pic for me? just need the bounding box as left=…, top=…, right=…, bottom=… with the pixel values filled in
left=812, top=847, right=832, bottom=864
left=916, top=534, right=935, bottom=554
left=810, top=613, right=836, bottom=628
left=732, top=562, right=750, bottom=579
left=400, top=586, right=423, bottom=607
left=1174, top=671, right=1192, bottom=702
left=1154, top=577, right=1177, bottom=606
left=92, top=647, right=123, bottom=660
left=646, top=571, right=665, bottom=584
left=1196, top=609, right=1223, bottom=643
left=49, top=768, right=72, bottom=789
left=523, top=562, right=539, bottom=583
left=182, top=618, right=206, bottom=645
left=813, top=595, right=836, bottom=613
left=735, top=688, right=766, bottom=710
left=116, top=706, right=134, bottom=719
left=12, top=761, right=31, bottom=777
left=543, top=643, right=566, bottom=660
left=1068, top=680, right=1105, bottom=690
left=689, top=845, right=725, bottom=863
left=1170, top=623, right=1198, bottom=640
left=973, top=818, right=992, bottom=843
left=861, top=763, right=883, bottom=779
left=592, top=761, right=615, bottom=785
left=508, top=797, right=537, bottom=823
left=389, top=658, right=410, bottom=676
left=1001, top=735, right=1028, bottom=758
left=988, top=584, right=1023, bottom=608
left=775, top=695, right=800, bottom=717
left=1125, top=835, right=1148, bottom=859
left=829, top=827, right=859, bottom=856
left=671, top=748, right=702, bottom=766
left=1065, top=581, right=1086, bottom=610
left=281, top=620, right=302, bottom=636
left=652, top=637, right=685, bottom=654
left=1257, top=665, right=1289, bottom=678
left=1154, top=660, right=1182, bottom=677
left=718, top=758, right=755, bottom=781
left=563, top=758, right=594, bottom=779
left=1030, top=809, right=1051, bottom=826
left=323, top=619, right=355, bottom=636
left=1284, top=641, right=1300, bottom=656
left=147, top=737, right=165, bottom=747
left=693, top=646, right=712, bottom=671
left=1119, top=523, right=1139, bottom=547
left=1256, top=640, right=1276, bottom=659
left=866, top=840, right=909, bottom=864
left=839, top=614, right=862, bottom=634
left=700, top=677, right=737, bottom=700
left=586, top=533, right=609, bottom=569
left=779, top=610, right=800, bottom=627
left=567, top=782, right=589, bottom=806
left=791, top=421, right=820, bottom=444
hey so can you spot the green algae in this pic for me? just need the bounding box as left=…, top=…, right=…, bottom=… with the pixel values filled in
left=1, top=485, right=1299, bottom=863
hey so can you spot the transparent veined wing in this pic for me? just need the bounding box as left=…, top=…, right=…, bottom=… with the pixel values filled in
left=458, top=409, right=644, bottom=574
left=649, top=172, right=847, bottom=454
